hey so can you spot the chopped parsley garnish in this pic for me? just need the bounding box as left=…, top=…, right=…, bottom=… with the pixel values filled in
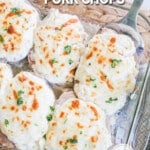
left=64, top=137, right=78, bottom=149
left=80, top=131, right=83, bottom=134
left=34, top=123, right=39, bottom=126
left=111, top=59, right=122, bottom=68
left=18, top=90, right=24, bottom=96
left=4, top=119, right=9, bottom=126
left=0, top=35, right=4, bottom=43
left=105, top=97, right=118, bottom=103
left=68, top=138, right=78, bottom=144
left=50, top=106, right=55, bottom=112
left=63, top=145, right=68, bottom=150
left=89, top=77, right=97, bottom=88
left=17, top=97, right=23, bottom=105
left=11, top=7, right=21, bottom=16
left=68, top=59, right=74, bottom=65
left=88, top=63, right=91, bottom=66
left=90, top=77, right=96, bottom=81
left=52, top=58, right=58, bottom=64
left=47, top=106, right=55, bottom=122
left=93, top=84, right=97, bottom=88
left=17, top=90, right=24, bottom=106
left=43, top=134, right=46, bottom=140
left=64, top=45, right=71, bottom=54
left=3, top=28, right=8, bottom=31
left=64, top=119, right=68, bottom=124
left=46, top=114, right=53, bottom=122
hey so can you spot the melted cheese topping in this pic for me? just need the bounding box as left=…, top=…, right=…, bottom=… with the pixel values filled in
left=29, top=9, right=87, bottom=84
left=0, top=62, right=12, bottom=98
left=74, top=29, right=138, bottom=114
left=0, top=71, right=55, bottom=150
left=45, top=98, right=112, bottom=150
left=0, top=0, right=39, bottom=62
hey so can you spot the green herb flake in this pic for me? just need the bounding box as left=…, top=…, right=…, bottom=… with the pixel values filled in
left=88, top=63, right=91, bottom=66
left=17, top=97, right=23, bottom=105
left=111, top=59, right=122, bottom=68
left=64, top=119, right=68, bottom=124
left=43, top=134, right=46, bottom=140
left=90, top=77, right=96, bottom=82
left=80, top=131, right=83, bottom=134
left=50, top=106, right=55, bottom=112
left=105, top=97, right=118, bottom=103
left=52, top=58, right=58, bottom=64
left=64, top=45, right=71, bottom=54
left=18, top=90, right=24, bottom=96
left=46, top=114, right=53, bottom=122
left=4, top=119, right=9, bottom=126
left=63, top=145, right=68, bottom=150
left=93, top=84, right=97, bottom=88
left=11, top=7, right=21, bottom=16
left=3, top=28, right=8, bottom=31
left=34, top=123, right=39, bottom=126
left=68, top=138, right=78, bottom=144
left=17, top=90, right=24, bottom=106
left=0, top=35, right=4, bottom=43
left=68, top=59, right=74, bottom=65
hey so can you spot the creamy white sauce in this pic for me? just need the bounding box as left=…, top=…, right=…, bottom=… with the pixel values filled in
left=30, top=9, right=88, bottom=84
left=74, top=29, right=138, bottom=114
left=0, top=63, right=12, bottom=99
left=45, top=97, right=112, bottom=150
left=0, top=0, right=39, bottom=62
left=0, top=71, right=55, bottom=150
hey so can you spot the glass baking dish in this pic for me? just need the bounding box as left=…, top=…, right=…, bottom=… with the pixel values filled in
left=30, top=1, right=150, bottom=149
left=0, top=1, right=149, bottom=149
left=11, top=56, right=150, bottom=150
